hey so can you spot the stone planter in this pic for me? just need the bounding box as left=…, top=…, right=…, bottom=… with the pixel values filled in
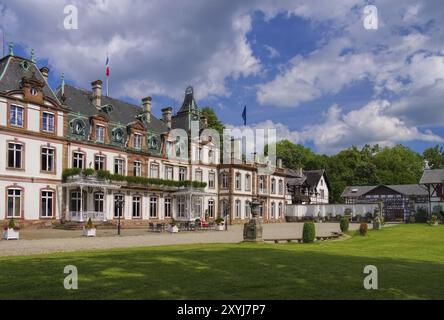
left=168, top=225, right=179, bottom=233
left=215, top=224, right=225, bottom=231
left=83, top=227, right=96, bottom=237
left=2, top=228, right=19, bottom=240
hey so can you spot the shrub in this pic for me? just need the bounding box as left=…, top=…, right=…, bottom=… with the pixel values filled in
left=365, top=212, right=373, bottom=222
left=344, top=208, right=352, bottom=217
left=340, top=217, right=349, bottom=233
left=428, top=214, right=439, bottom=226
left=85, top=218, right=94, bottom=229
left=96, top=170, right=112, bottom=180
left=359, top=223, right=368, bottom=236
left=82, top=168, right=95, bottom=176
left=215, top=217, right=225, bottom=225
left=302, top=222, right=316, bottom=243
left=7, top=218, right=19, bottom=230
left=62, top=167, right=82, bottom=179
left=415, top=207, right=428, bottom=223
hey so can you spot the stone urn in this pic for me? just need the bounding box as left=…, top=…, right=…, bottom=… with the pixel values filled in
left=243, top=199, right=263, bottom=242
left=373, top=208, right=382, bottom=230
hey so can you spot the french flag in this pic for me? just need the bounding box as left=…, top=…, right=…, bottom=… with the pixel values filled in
left=105, top=55, right=110, bottom=77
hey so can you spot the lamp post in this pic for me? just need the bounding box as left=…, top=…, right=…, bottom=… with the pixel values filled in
left=116, top=198, right=125, bottom=236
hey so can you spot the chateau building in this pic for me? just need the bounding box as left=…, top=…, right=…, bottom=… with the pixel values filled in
left=0, top=52, right=286, bottom=227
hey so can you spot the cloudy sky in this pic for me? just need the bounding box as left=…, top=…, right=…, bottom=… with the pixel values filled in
left=1, top=0, right=443, bottom=154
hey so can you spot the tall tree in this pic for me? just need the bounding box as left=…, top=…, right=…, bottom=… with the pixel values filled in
left=423, top=145, right=444, bottom=169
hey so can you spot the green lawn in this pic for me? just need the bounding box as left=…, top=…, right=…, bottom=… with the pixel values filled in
left=0, top=224, right=443, bottom=299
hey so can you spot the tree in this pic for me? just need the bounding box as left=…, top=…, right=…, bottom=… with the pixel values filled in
left=201, top=107, right=225, bottom=135
left=423, top=145, right=444, bottom=169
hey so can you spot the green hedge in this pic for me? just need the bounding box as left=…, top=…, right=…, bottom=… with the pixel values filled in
left=302, top=222, right=316, bottom=243
left=62, top=168, right=207, bottom=188
left=340, top=217, right=349, bottom=233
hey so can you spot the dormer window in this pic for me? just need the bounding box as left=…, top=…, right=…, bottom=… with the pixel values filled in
left=134, top=133, right=142, bottom=149
left=112, top=128, right=124, bottom=143
left=96, top=125, right=105, bottom=143
left=71, top=119, right=85, bottom=135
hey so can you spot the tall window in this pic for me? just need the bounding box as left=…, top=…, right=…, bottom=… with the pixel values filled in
left=150, top=163, right=159, bottom=178
left=278, top=203, right=283, bottom=218
left=7, top=188, right=22, bottom=218
left=42, top=112, right=54, bottom=132
left=8, top=143, right=23, bottom=169
left=134, top=133, right=142, bottom=149
left=150, top=196, right=158, bottom=218
left=94, top=193, right=104, bottom=212
left=221, top=172, right=228, bottom=189
left=41, top=190, right=54, bottom=218
left=72, top=151, right=84, bottom=169
left=178, top=196, right=186, bottom=218
left=208, top=172, right=215, bottom=189
left=245, top=201, right=250, bottom=218
left=208, top=150, right=214, bottom=163
left=96, top=125, right=105, bottom=143
left=235, top=173, right=241, bottom=190
left=208, top=200, right=215, bottom=218
left=259, top=202, right=264, bottom=218
left=195, top=170, right=203, bottom=182
left=114, top=194, right=124, bottom=218
left=164, top=165, right=173, bottom=180
left=271, top=178, right=276, bottom=194
left=164, top=198, right=172, bottom=218
left=114, top=158, right=125, bottom=175
left=235, top=200, right=241, bottom=218
left=259, top=176, right=265, bottom=193
left=179, top=167, right=187, bottom=181
left=271, top=202, right=276, bottom=219
left=320, top=189, right=325, bottom=199
left=133, top=161, right=142, bottom=177
left=70, top=191, right=82, bottom=212
left=132, top=195, right=141, bottom=218
left=245, top=174, right=251, bottom=191
left=94, top=155, right=106, bottom=171
left=278, top=179, right=284, bottom=195
left=10, top=105, right=24, bottom=127
left=41, top=147, right=55, bottom=172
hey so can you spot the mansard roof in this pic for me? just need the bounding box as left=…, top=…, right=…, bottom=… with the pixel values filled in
left=0, top=55, right=60, bottom=103
left=58, top=84, right=169, bottom=134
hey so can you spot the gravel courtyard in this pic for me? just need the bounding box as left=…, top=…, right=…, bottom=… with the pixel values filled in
left=0, top=222, right=364, bottom=257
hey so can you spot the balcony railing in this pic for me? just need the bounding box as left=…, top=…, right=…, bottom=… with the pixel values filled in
left=69, top=211, right=105, bottom=222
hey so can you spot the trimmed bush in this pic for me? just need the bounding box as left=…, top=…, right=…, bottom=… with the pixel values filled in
left=340, top=217, right=349, bottom=233
left=359, top=223, right=368, bottom=236
left=415, top=207, right=428, bottom=223
left=302, top=222, right=316, bottom=243
left=62, top=168, right=81, bottom=179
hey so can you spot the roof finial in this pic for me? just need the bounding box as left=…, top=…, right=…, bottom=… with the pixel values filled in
left=8, top=42, right=13, bottom=56
left=30, top=48, right=35, bottom=63
left=61, top=73, right=65, bottom=96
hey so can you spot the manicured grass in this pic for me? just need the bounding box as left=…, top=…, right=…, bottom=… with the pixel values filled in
left=0, top=224, right=443, bottom=299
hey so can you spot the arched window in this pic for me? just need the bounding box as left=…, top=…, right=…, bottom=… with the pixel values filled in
left=271, top=178, right=276, bottom=194
left=271, top=202, right=276, bottom=219
left=278, top=203, right=283, bottom=218
left=221, top=172, right=228, bottom=189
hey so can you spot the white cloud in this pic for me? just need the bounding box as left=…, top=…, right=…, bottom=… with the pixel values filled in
left=264, top=45, right=280, bottom=59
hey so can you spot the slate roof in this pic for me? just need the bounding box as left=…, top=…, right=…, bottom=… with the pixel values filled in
left=419, top=169, right=444, bottom=184
left=0, top=55, right=60, bottom=103
left=341, top=184, right=428, bottom=198
left=58, top=84, right=168, bottom=134
left=304, top=170, right=325, bottom=187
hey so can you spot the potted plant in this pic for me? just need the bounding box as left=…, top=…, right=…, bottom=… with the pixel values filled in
left=3, top=218, right=20, bottom=240
left=82, top=218, right=96, bottom=237
left=428, top=214, right=439, bottom=226
left=215, top=217, right=225, bottom=231
left=168, top=219, right=179, bottom=233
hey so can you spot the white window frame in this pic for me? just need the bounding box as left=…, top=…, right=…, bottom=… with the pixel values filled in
left=164, top=198, right=172, bottom=218
left=10, top=105, right=24, bottom=127
left=42, top=112, right=55, bottom=132
left=132, top=195, right=142, bottom=218
left=134, top=133, right=142, bottom=149
left=208, top=172, right=215, bottom=189
left=150, top=163, right=159, bottom=178
left=94, top=155, right=106, bottom=171
left=235, top=173, right=241, bottom=190
left=96, top=125, right=105, bottom=143
left=41, top=147, right=55, bottom=172
left=114, top=158, right=125, bottom=175
left=8, top=142, right=23, bottom=169
left=134, top=161, right=142, bottom=177
left=41, top=190, right=54, bottom=218
left=150, top=196, right=158, bottom=218
left=72, top=151, right=84, bottom=169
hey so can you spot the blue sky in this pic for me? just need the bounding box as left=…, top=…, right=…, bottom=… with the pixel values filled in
left=1, top=0, right=444, bottom=155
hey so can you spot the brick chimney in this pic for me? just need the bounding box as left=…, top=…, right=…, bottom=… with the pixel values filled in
left=161, top=107, right=172, bottom=129
left=40, top=67, right=49, bottom=83
left=142, top=96, right=152, bottom=122
left=91, top=80, right=102, bottom=107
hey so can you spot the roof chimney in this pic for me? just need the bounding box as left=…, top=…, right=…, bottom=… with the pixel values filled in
left=142, top=96, right=151, bottom=122
left=161, top=107, right=172, bottom=130
left=91, top=80, right=102, bottom=108
left=40, top=67, right=49, bottom=83
left=277, top=158, right=283, bottom=168
left=201, top=116, right=208, bottom=129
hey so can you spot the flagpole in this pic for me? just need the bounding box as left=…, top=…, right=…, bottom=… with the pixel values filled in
left=106, top=76, right=109, bottom=97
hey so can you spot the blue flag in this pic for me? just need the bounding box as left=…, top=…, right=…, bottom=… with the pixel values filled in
left=242, top=105, right=246, bottom=125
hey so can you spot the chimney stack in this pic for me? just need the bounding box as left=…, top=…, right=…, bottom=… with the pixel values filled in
left=91, top=80, right=102, bottom=107
left=277, top=158, right=283, bottom=168
left=142, top=96, right=152, bottom=122
left=40, top=67, right=49, bottom=83
left=161, top=107, right=172, bottom=130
